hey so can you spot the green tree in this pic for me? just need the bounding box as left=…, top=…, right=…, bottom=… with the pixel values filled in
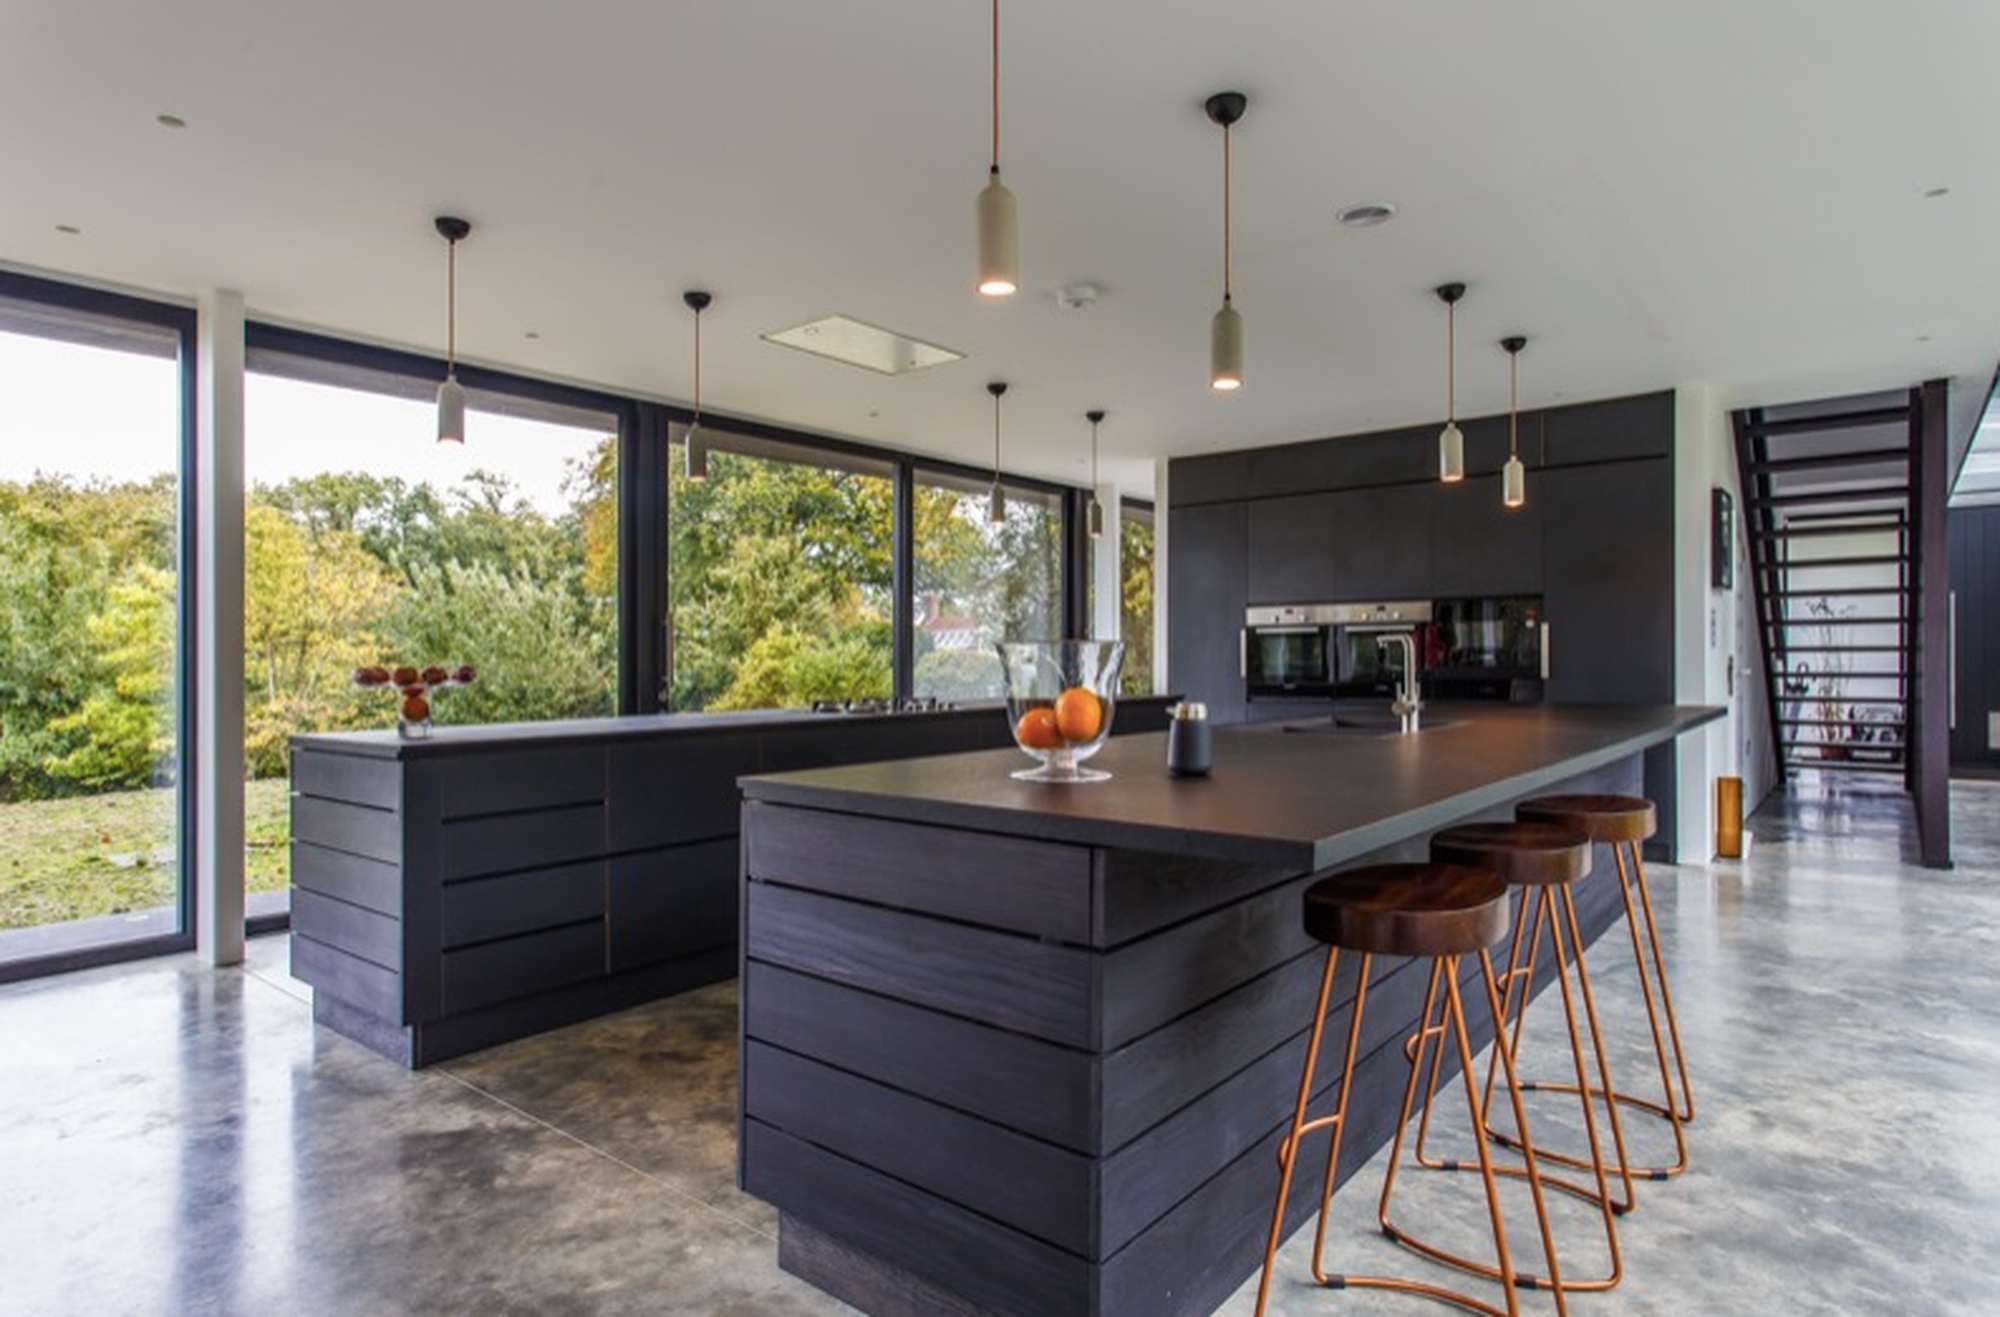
left=43, top=564, right=175, bottom=789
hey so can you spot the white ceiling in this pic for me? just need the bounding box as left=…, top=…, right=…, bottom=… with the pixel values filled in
left=5, top=1, right=1996, bottom=499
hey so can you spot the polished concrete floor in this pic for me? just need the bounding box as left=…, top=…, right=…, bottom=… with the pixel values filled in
left=4, top=779, right=1997, bottom=1316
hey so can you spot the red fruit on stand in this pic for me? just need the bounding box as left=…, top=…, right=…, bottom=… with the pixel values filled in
left=421, top=666, right=449, bottom=686
left=453, top=665, right=476, bottom=684
left=391, top=666, right=420, bottom=687
left=401, top=693, right=430, bottom=722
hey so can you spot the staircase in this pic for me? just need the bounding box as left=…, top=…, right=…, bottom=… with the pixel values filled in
left=1732, top=393, right=1920, bottom=781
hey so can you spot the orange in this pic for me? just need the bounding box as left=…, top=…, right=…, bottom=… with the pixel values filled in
left=1015, top=707, right=1063, bottom=750
left=401, top=693, right=431, bottom=722
left=1054, top=686, right=1102, bottom=742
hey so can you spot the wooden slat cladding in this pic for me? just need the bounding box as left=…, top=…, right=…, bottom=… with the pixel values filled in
left=291, top=934, right=400, bottom=1020
left=746, top=1043, right=1094, bottom=1254
left=439, top=862, right=605, bottom=949
left=292, top=749, right=399, bottom=811
left=439, top=746, right=602, bottom=819
left=440, top=921, right=604, bottom=1014
left=439, top=803, right=605, bottom=880
left=291, top=795, right=399, bottom=865
left=745, top=800, right=1092, bottom=940
left=1093, top=849, right=1295, bottom=947
left=291, top=888, right=398, bottom=970
left=744, top=1121, right=1090, bottom=1317
left=745, top=882, right=1093, bottom=1046
left=291, top=839, right=399, bottom=916
left=744, top=962, right=1092, bottom=1150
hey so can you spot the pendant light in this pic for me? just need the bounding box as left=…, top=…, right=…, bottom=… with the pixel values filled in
left=1086, top=409, right=1106, bottom=539
left=975, top=0, right=1018, bottom=296
left=1502, top=335, right=1528, bottom=508
left=1436, top=282, right=1467, bottom=482
left=1206, top=92, right=1247, bottom=391
left=684, top=290, right=712, bottom=481
left=434, top=216, right=471, bottom=444
left=987, top=381, right=1008, bottom=524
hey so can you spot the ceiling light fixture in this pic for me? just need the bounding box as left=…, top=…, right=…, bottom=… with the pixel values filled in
left=976, top=0, right=1018, bottom=297
left=1206, top=91, right=1247, bottom=392
left=434, top=215, right=471, bottom=444
left=1086, top=409, right=1106, bottom=539
left=1336, top=202, right=1397, bottom=228
left=1436, top=282, right=1467, bottom=482
left=684, top=290, right=713, bottom=481
left=1502, top=335, right=1528, bottom=509
left=987, top=382, right=1009, bottom=524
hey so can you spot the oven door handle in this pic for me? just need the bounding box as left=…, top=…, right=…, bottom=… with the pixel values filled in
left=1238, top=628, right=1247, bottom=678
left=1251, top=625, right=1322, bottom=635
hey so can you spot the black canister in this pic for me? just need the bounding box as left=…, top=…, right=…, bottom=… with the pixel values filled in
left=1166, top=701, right=1212, bottom=777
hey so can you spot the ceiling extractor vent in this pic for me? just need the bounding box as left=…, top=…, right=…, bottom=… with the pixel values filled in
left=761, top=315, right=964, bottom=376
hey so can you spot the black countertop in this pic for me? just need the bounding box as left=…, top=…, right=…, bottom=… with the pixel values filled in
left=740, top=702, right=1722, bottom=869
left=289, top=695, right=1181, bottom=760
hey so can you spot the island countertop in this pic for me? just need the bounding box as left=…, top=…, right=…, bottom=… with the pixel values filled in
left=740, top=701, right=1722, bottom=871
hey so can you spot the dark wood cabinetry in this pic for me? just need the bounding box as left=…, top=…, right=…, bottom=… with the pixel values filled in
left=1539, top=459, right=1673, bottom=704
left=1168, top=502, right=1248, bottom=722
left=1245, top=492, right=1334, bottom=603
left=1327, top=484, right=1434, bottom=599
left=290, top=701, right=1178, bottom=1067
left=1432, top=473, right=1543, bottom=596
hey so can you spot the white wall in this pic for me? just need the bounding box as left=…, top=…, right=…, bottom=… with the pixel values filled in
left=1672, top=384, right=1748, bottom=861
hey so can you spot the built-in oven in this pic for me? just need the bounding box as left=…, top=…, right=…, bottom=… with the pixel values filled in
left=1426, top=595, right=1547, bottom=701
left=1242, top=604, right=1338, bottom=699
left=1329, top=600, right=1434, bottom=699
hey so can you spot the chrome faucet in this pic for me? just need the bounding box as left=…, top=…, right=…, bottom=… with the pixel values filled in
left=1377, top=632, right=1422, bottom=734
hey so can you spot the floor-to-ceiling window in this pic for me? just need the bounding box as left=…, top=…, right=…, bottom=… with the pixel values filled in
left=911, top=470, right=1065, bottom=701
left=242, top=335, right=618, bottom=914
left=0, top=278, right=192, bottom=975
left=666, top=426, right=894, bottom=710
left=1120, top=501, right=1156, bottom=695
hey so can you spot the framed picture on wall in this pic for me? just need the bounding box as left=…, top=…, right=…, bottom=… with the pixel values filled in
left=1712, top=487, right=1734, bottom=590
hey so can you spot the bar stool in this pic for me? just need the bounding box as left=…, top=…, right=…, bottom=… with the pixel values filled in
left=1407, top=821, right=1629, bottom=1292
left=1515, top=794, right=1692, bottom=1181
left=1254, top=863, right=1568, bottom=1317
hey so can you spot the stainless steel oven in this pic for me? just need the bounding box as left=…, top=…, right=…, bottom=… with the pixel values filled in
left=1242, top=604, right=1338, bottom=699
left=1329, top=600, right=1433, bottom=699
left=1427, top=595, right=1547, bottom=701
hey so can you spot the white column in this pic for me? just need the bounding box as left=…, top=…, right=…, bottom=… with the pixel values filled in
left=1091, top=484, right=1122, bottom=641
left=196, top=290, right=246, bottom=965
left=1672, top=383, right=1739, bottom=863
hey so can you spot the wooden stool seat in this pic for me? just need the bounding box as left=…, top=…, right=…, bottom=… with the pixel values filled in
left=1302, top=863, right=1509, bottom=957
left=1516, top=793, right=1657, bottom=845
left=1430, top=821, right=1592, bottom=886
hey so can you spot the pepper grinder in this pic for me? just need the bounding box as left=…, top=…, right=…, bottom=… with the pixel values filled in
left=1166, top=701, right=1212, bottom=777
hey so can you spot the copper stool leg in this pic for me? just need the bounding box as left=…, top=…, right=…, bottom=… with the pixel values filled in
left=1396, top=885, right=1630, bottom=1291
left=1521, top=841, right=1691, bottom=1180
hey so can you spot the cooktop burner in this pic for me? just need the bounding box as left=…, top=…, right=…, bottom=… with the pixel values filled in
left=808, top=697, right=953, bottom=715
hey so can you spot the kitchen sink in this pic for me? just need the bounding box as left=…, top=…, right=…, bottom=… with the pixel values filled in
left=1279, top=712, right=1464, bottom=737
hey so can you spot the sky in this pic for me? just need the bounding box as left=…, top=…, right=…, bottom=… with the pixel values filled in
left=0, top=329, right=605, bottom=517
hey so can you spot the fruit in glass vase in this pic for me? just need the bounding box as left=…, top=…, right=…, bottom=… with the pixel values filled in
left=401, top=692, right=430, bottom=722
left=453, top=665, right=476, bottom=684
left=1054, top=686, right=1103, bottom=742
left=392, top=666, right=420, bottom=687
left=354, top=665, right=389, bottom=686
left=421, top=666, right=449, bottom=686
left=1015, top=706, right=1063, bottom=750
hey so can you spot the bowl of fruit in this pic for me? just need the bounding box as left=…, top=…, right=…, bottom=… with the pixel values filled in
left=354, top=663, right=476, bottom=739
left=996, top=640, right=1126, bottom=783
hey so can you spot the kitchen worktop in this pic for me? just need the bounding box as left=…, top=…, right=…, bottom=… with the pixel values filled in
left=741, top=701, right=1721, bottom=870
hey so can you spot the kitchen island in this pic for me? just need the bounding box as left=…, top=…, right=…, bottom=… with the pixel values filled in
left=286, top=697, right=1177, bottom=1066
left=737, top=702, right=1720, bottom=1317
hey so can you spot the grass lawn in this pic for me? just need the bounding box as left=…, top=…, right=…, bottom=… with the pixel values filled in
left=0, top=779, right=292, bottom=932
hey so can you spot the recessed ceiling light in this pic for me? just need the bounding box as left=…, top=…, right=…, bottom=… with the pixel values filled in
left=55, top=223, right=80, bottom=235
left=155, top=113, right=187, bottom=129
left=1923, top=186, right=1949, bottom=198
left=523, top=330, right=541, bottom=340
left=762, top=315, right=963, bottom=375
left=1336, top=202, right=1397, bottom=228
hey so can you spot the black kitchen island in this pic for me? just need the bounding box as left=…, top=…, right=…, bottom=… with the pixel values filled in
left=737, top=702, right=1721, bottom=1317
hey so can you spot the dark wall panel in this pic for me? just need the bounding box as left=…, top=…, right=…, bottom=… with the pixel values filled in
left=1949, top=505, right=1999, bottom=764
